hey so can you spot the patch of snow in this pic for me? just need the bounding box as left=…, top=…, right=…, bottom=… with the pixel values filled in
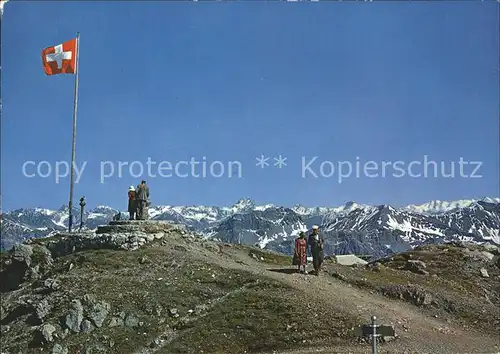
left=254, top=204, right=275, bottom=211
left=87, top=213, right=108, bottom=219
left=34, top=208, right=56, bottom=216
left=256, top=231, right=276, bottom=249
left=289, top=222, right=308, bottom=237
left=52, top=212, right=69, bottom=228
left=93, top=205, right=116, bottom=211
left=482, top=197, right=500, bottom=203
left=482, top=229, right=500, bottom=245
left=386, top=216, right=413, bottom=233
left=386, top=214, right=445, bottom=243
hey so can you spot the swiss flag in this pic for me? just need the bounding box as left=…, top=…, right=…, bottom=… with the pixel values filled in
left=41, top=38, right=77, bottom=75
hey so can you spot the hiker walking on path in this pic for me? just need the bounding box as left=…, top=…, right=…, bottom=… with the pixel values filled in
left=292, top=231, right=308, bottom=274
left=308, top=225, right=324, bottom=276
left=135, top=180, right=150, bottom=220
left=128, top=185, right=137, bottom=220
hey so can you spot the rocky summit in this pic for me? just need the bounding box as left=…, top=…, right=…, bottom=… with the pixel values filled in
left=1, top=220, right=500, bottom=354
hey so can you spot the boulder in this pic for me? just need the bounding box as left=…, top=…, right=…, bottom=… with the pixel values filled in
left=65, top=300, right=84, bottom=333
left=480, top=268, right=489, bottom=278
left=405, top=260, right=429, bottom=275
left=465, top=249, right=496, bottom=263
left=3, top=244, right=35, bottom=290
left=34, top=299, right=52, bottom=322
left=108, top=317, right=124, bottom=327
left=44, top=278, right=61, bottom=291
left=40, top=323, right=56, bottom=343
left=11, top=244, right=33, bottom=267
left=83, top=295, right=111, bottom=328
left=383, top=285, right=433, bottom=307
left=81, top=319, right=94, bottom=333
left=480, top=251, right=495, bottom=261
left=366, top=262, right=383, bottom=272
left=52, top=344, right=69, bottom=354
left=124, top=314, right=140, bottom=328
left=482, top=243, right=500, bottom=254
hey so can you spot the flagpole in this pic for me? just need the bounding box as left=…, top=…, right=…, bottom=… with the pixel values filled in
left=68, top=32, right=80, bottom=233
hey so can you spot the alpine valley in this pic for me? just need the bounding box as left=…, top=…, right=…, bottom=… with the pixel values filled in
left=1, top=197, right=499, bottom=259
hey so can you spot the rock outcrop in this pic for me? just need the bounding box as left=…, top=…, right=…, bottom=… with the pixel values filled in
left=0, top=220, right=208, bottom=353
left=1, top=221, right=198, bottom=293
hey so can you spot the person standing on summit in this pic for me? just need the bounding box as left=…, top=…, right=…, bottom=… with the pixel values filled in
left=308, top=225, right=324, bottom=276
left=128, top=186, right=137, bottom=220
left=135, top=180, right=150, bottom=220
left=293, top=231, right=308, bottom=274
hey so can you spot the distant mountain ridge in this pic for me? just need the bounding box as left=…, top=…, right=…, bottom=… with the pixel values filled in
left=2, top=197, right=499, bottom=259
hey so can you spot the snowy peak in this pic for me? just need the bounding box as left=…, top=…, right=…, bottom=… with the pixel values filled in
left=91, top=205, right=119, bottom=214
left=151, top=205, right=224, bottom=223
left=2, top=197, right=500, bottom=255
left=482, top=197, right=500, bottom=204
left=33, top=208, right=57, bottom=216
left=404, top=198, right=500, bottom=215
left=436, top=200, right=500, bottom=245
left=290, top=204, right=311, bottom=215
left=323, top=205, right=381, bottom=232
left=230, top=198, right=256, bottom=213
left=323, top=201, right=498, bottom=249
left=207, top=205, right=308, bottom=249
left=292, top=201, right=371, bottom=218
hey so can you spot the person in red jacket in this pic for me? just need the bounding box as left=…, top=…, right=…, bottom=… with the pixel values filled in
left=128, top=185, right=137, bottom=220
left=293, top=231, right=308, bottom=274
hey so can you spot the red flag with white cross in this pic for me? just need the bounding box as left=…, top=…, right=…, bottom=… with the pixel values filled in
left=41, top=38, right=77, bottom=75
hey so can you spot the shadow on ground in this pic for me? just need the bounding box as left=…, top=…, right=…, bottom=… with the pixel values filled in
left=266, top=268, right=300, bottom=274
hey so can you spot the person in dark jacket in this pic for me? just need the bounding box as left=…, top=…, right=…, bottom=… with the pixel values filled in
left=128, top=185, right=137, bottom=220
left=135, top=180, right=150, bottom=220
left=308, top=225, right=324, bottom=275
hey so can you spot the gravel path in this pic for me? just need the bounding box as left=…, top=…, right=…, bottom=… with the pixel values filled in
left=199, top=245, right=500, bottom=354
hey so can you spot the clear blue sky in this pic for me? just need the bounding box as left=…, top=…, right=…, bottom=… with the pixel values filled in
left=2, top=1, right=499, bottom=211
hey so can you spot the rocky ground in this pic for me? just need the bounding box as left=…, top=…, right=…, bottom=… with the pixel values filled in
left=1, top=220, right=499, bottom=354
left=326, top=242, right=500, bottom=336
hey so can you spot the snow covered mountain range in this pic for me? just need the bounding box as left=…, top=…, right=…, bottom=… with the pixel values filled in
left=2, top=197, right=499, bottom=259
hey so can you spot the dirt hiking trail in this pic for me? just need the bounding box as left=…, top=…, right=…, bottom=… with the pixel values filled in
left=195, top=244, right=500, bottom=354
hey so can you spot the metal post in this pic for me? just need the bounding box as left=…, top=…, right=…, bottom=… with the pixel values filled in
left=352, top=315, right=394, bottom=351
left=371, top=315, right=377, bottom=354
left=79, top=196, right=85, bottom=231
left=0, top=1, right=7, bottom=217
left=68, top=32, right=80, bottom=233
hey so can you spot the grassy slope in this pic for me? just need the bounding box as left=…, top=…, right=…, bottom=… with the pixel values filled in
left=2, top=244, right=360, bottom=354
